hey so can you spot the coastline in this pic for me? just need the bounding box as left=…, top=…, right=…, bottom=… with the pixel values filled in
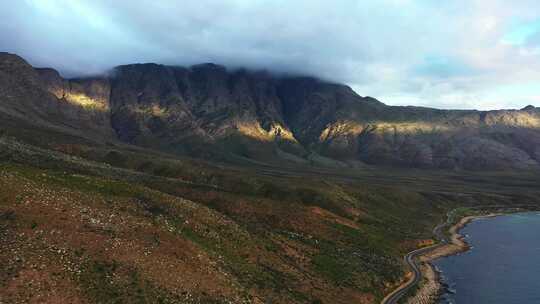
left=405, top=213, right=500, bottom=304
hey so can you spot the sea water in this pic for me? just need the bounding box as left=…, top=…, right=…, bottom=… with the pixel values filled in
left=435, top=212, right=540, bottom=304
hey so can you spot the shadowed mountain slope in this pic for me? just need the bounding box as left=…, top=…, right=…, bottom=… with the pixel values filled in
left=1, top=52, right=539, bottom=170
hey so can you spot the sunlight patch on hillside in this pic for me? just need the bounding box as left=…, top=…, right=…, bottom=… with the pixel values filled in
left=64, top=93, right=108, bottom=110
left=236, top=121, right=298, bottom=142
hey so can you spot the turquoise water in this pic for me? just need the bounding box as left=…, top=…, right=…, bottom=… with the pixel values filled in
left=435, top=212, right=540, bottom=304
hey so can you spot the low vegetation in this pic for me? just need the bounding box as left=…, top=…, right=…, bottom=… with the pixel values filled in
left=1, top=135, right=539, bottom=303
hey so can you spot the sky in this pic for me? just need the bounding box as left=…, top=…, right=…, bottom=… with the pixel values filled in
left=1, top=0, right=540, bottom=110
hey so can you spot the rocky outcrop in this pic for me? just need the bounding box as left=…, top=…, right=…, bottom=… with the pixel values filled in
left=0, top=52, right=114, bottom=140
left=1, top=52, right=539, bottom=170
left=35, top=68, right=113, bottom=137
left=108, top=63, right=303, bottom=157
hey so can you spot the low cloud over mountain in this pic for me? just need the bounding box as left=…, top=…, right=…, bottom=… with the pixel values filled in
left=1, top=0, right=540, bottom=110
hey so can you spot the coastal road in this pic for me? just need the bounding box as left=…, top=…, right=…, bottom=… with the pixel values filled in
left=381, top=222, right=449, bottom=304
left=381, top=205, right=538, bottom=304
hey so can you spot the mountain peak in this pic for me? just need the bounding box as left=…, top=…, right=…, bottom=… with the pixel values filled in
left=0, top=52, right=34, bottom=73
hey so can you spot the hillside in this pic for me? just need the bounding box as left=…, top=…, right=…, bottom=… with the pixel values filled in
left=1, top=52, right=540, bottom=303
left=2, top=128, right=539, bottom=304
left=1, top=52, right=539, bottom=170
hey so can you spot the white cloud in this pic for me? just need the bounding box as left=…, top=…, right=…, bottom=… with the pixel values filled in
left=1, top=0, right=539, bottom=109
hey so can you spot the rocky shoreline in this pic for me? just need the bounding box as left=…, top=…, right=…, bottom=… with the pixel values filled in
left=406, top=214, right=500, bottom=304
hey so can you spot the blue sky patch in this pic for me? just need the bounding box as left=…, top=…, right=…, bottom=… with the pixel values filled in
left=502, top=19, right=540, bottom=45
left=413, top=56, right=477, bottom=79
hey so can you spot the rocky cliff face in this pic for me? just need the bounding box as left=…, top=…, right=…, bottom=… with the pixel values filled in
left=35, top=68, right=114, bottom=137
left=1, top=52, right=539, bottom=170
left=0, top=52, right=114, bottom=140
left=108, top=63, right=300, bottom=154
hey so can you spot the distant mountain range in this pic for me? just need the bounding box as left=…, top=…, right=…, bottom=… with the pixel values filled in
left=1, top=52, right=539, bottom=170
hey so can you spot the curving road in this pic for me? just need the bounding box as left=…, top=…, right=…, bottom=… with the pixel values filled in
left=381, top=205, right=538, bottom=304
left=381, top=221, right=448, bottom=304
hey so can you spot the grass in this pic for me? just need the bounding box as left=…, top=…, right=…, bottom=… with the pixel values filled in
left=79, top=259, right=184, bottom=304
left=311, top=222, right=403, bottom=295
left=1, top=134, right=540, bottom=303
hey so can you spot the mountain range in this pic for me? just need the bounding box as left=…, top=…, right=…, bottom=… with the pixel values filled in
left=2, top=51, right=540, bottom=304
left=1, top=51, right=539, bottom=170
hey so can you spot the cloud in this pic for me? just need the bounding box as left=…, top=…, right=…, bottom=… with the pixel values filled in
left=0, top=0, right=539, bottom=110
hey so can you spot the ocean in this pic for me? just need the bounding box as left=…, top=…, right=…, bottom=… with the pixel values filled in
left=435, top=212, right=540, bottom=304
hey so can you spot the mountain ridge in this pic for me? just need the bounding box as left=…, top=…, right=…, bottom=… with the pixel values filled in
left=1, top=52, right=539, bottom=170
left=2, top=52, right=540, bottom=304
